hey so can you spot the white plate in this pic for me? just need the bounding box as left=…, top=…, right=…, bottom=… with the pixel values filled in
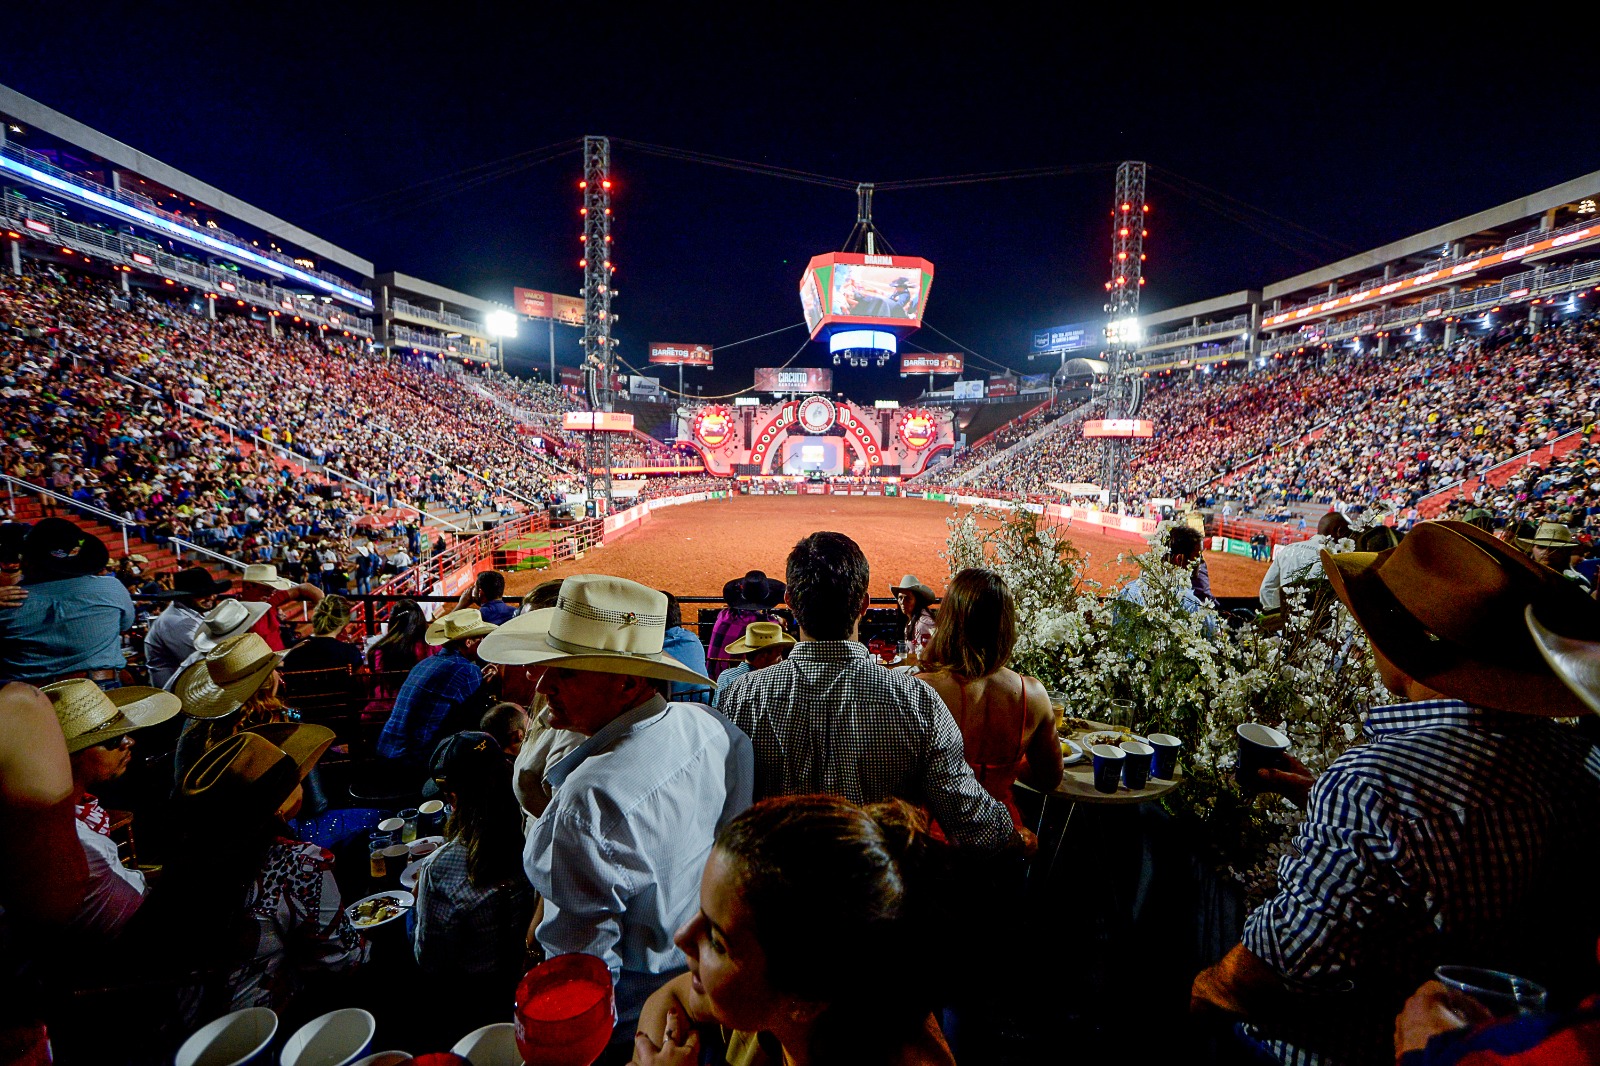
left=399, top=848, right=444, bottom=892
left=344, top=890, right=413, bottom=930
left=1059, top=737, right=1085, bottom=766
left=1077, top=729, right=1148, bottom=751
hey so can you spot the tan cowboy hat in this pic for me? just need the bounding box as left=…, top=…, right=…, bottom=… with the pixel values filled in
left=242, top=563, right=295, bottom=591
left=725, top=621, right=796, bottom=656
left=425, top=608, right=500, bottom=646
left=1528, top=522, right=1578, bottom=548
left=181, top=725, right=335, bottom=818
left=44, top=679, right=181, bottom=754
left=1526, top=606, right=1600, bottom=714
left=1321, top=520, right=1600, bottom=717
left=889, top=574, right=936, bottom=601
left=192, top=598, right=273, bottom=653
left=174, top=632, right=284, bottom=720
left=477, top=574, right=713, bottom=686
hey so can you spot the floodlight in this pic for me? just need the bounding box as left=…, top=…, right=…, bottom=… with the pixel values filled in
left=485, top=310, right=519, bottom=338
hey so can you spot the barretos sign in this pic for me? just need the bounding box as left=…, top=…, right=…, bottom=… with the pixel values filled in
left=563, top=411, right=636, bottom=432
left=1082, top=418, right=1155, bottom=438
left=900, top=352, right=963, bottom=374
left=648, top=342, right=713, bottom=367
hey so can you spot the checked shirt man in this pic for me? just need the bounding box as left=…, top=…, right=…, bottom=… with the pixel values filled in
left=375, top=609, right=501, bottom=766
left=719, top=531, right=1017, bottom=852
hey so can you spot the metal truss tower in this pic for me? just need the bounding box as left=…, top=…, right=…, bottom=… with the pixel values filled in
left=580, top=135, right=615, bottom=515
left=1101, top=160, right=1148, bottom=508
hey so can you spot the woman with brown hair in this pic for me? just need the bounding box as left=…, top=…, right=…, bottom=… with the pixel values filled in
left=635, top=795, right=957, bottom=1066
left=915, top=568, right=1061, bottom=830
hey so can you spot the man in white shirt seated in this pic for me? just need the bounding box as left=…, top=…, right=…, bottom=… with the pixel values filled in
left=1258, top=511, right=1351, bottom=610
left=44, top=679, right=181, bottom=940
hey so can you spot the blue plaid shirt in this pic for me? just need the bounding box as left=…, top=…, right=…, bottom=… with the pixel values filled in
left=1240, top=700, right=1600, bottom=1066
left=375, top=648, right=484, bottom=764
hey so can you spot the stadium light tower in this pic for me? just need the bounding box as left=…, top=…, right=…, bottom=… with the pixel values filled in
left=1101, top=160, right=1148, bottom=510
left=579, top=135, right=615, bottom=515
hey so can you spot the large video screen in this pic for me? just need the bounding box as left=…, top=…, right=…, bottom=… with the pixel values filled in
left=831, top=264, right=923, bottom=322
left=800, top=254, right=935, bottom=340
left=781, top=436, right=843, bottom=475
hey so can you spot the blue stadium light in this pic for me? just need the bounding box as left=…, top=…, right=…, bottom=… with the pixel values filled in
left=0, top=154, right=373, bottom=310
left=828, top=329, right=897, bottom=354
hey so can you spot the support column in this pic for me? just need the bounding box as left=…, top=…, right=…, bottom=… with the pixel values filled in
left=1444, top=318, right=1458, bottom=346
left=119, top=269, right=129, bottom=294
left=206, top=297, right=216, bottom=320
left=9, top=238, right=21, bottom=276
left=268, top=314, right=278, bottom=339
left=1327, top=282, right=1338, bottom=298
left=1378, top=333, right=1390, bottom=357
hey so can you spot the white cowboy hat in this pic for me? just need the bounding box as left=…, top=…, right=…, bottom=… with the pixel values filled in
left=424, top=608, right=500, bottom=646
left=725, top=621, right=796, bottom=656
left=889, top=574, right=937, bottom=601
left=1527, top=605, right=1600, bottom=714
left=174, top=633, right=284, bottom=720
left=193, top=598, right=273, bottom=653
left=242, top=563, right=295, bottom=591
left=44, top=680, right=181, bottom=754
left=478, top=574, right=713, bottom=686
left=1528, top=522, right=1578, bottom=548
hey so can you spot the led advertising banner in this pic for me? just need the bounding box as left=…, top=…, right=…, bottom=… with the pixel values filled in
left=754, top=367, right=833, bottom=393
left=648, top=342, right=714, bottom=367
left=1083, top=419, right=1155, bottom=438
left=1032, top=322, right=1098, bottom=353
left=558, top=366, right=584, bottom=388
left=900, top=352, right=963, bottom=375
left=987, top=377, right=1018, bottom=398
left=799, top=253, right=935, bottom=340
left=514, top=288, right=585, bottom=325
left=1020, top=373, right=1052, bottom=393
left=563, top=411, right=637, bottom=432
left=627, top=375, right=663, bottom=398
left=952, top=379, right=984, bottom=400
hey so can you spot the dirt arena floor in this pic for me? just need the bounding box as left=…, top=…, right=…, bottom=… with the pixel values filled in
left=503, top=496, right=1268, bottom=600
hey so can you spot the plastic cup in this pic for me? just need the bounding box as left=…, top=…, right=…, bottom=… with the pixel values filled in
left=368, top=842, right=388, bottom=880
left=1434, top=966, right=1549, bottom=1017
left=175, top=1006, right=278, bottom=1066
left=1148, top=733, right=1182, bottom=779
left=377, top=816, right=405, bottom=838
left=418, top=798, right=446, bottom=835
left=380, top=844, right=409, bottom=885
left=398, top=808, right=420, bottom=844
left=279, top=1007, right=374, bottom=1066
left=451, top=1022, right=521, bottom=1066
left=1236, top=722, right=1290, bottom=795
left=1090, top=744, right=1125, bottom=794
left=1120, top=740, right=1154, bottom=790
left=514, top=953, right=616, bottom=1066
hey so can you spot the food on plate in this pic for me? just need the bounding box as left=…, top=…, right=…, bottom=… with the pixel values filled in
left=1079, top=729, right=1137, bottom=750
left=1063, top=716, right=1098, bottom=733
left=350, top=895, right=404, bottom=927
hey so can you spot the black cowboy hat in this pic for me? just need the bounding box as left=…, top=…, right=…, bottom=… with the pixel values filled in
left=146, top=565, right=234, bottom=600
left=21, top=518, right=110, bottom=578
left=722, top=569, right=785, bottom=609
left=0, top=521, right=30, bottom=565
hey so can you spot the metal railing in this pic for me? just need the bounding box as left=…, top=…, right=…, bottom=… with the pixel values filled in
left=1, top=473, right=243, bottom=569
left=391, top=297, right=486, bottom=336
left=1139, top=313, right=1252, bottom=350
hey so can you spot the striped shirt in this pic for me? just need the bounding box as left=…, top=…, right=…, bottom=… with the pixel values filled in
left=718, top=640, right=1014, bottom=851
left=1240, top=700, right=1600, bottom=1066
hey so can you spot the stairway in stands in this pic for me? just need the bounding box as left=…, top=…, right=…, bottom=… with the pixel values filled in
left=9, top=497, right=181, bottom=573
left=1417, top=428, right=1586, bottom=518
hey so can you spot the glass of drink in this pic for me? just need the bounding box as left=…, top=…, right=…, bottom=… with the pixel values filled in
left=1106, top=700, right=1135, bottom=730
left=514, top=954, right=616, bottom=1066
left=1434, top=966, right=1548, bottom=1017
left=398, top=808, right=420, bottom=844
left=368, top=841, right=388, bottom=880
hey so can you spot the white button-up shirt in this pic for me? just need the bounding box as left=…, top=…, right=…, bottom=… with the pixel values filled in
left=1259, top=534, right=1334, bottom=610
left=523, top=695, right=753, bottom=1025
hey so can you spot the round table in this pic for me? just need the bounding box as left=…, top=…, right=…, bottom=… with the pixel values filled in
left=1039, top=728, right=1186, bottom=880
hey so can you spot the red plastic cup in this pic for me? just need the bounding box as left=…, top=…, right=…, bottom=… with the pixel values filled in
left=513, top=954, right=616, bottom=1066
left=403, top=1056, right=471, bottom=1066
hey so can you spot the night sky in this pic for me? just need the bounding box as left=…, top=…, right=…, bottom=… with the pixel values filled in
left=4, top=10, right=1599, bottom=400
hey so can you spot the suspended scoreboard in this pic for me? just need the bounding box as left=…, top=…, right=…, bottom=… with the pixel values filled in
left=799, top=252, right=935, bottom=352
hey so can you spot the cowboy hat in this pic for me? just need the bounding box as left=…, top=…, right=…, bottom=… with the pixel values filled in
left=44, top=679, right=181, bottom=754
left=148, top=566, right=233, bottom=600
left=424, top=608, right=499, bottom=646
left=242, top=563, right=295, bottom=591
left=180, top=725, right=334, bottom=818
left=725, top=621, right=796, bottom=657
left=889, top=574, right=937, bottom=602
left=1526, top=606, right=1600, bottom=714
left=722, top=570, right=785, bottom=610
left=193, top=598, right=273, bottom=653
left=478, top=574, right=713, bottom=686
left=174, top=632, right=284, bottom=720
left=1528, top=522, right=1578, bottom=548
left=22, top=518, right=109, bottom=578
left=1321, top=520, right=1600, bottom=717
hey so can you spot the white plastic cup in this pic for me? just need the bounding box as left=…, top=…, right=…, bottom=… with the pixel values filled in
left=175, top=1007, right=279, bottom=1066
left=451, top=1022, right=522, bottom=1066
left=279, top=1008, right=375, bottom=1066
left=350, top=1054, right=411, bottom=1066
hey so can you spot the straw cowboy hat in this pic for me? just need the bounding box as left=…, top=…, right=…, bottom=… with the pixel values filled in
left=22, top=517, right=109, bottom=578
left=242, top=563, right=295, bottom=591
left=1526, top=522, right=1579, bottom=548
left=1526, top=606, right=1600, bottom=714
left=180, top=725, right=335, bottom=817
left=44, top=679, right=181, bottom=754
left=478, top=574, right=714, bottom=686
left=173, top=632, right=284, bottom=720
left=424, top=608, right=500, bottom=646
left=725, top=621, right=796, bottom=657
left=889, top=574, right=937, bottom=602
left=192, top=598, right=273, bottom=653
left=722, top=569, right=785, bottom=610
left=1321, top=520, right=1600, bottom=717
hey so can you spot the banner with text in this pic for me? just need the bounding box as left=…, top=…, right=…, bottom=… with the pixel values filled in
left=953, top=379, right=984, bottom=400
left=648, top=342, right=714, bottom=367
left=900, top=352, right=963, bottom=375
left=563, top=411, right=636, bottom=432
left=627, top=374, right=663, bottom=398
left=514, top=288, right=585, bottom=326
left=1031, top=321, right=1098, bottom=354
left=987, top=377, right=1018, bottom=398
left=754, top=367, right=833, bottom=393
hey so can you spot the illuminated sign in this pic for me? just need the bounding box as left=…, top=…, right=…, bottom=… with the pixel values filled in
left=1083, top=419, right=1155, bottom=438
left=830, top=329, right=896, bottom=353
left=131, top=252, right=153, bottom=265
left=798, top=252, right=935, bottom=341
left=219, top=280, right=236, bottom=293
left=754, top=367, right=833, bottom=393
left=797, top=396, right=837, bottom=434
left=513, top=288, right=585, bottom=325
left=901, top=352, right=963, bottom=374
left=648, top=342, right=713, bottom=367
left=694, top=406, right=734, bottom=447
left=23, top=219, right=50, bottom=234
left=1262, top=223, right=1600, bottom=327
left=562, top=411, right=636, bottom=432
left=899, top=410, right=937, bottom=449
left=1032, top=322, right=1097, bottom=353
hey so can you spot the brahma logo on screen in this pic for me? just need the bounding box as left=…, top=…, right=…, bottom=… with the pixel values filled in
left=694, top=406, right=734, bottom=448
left=899, top=410, right=937, bottom=450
